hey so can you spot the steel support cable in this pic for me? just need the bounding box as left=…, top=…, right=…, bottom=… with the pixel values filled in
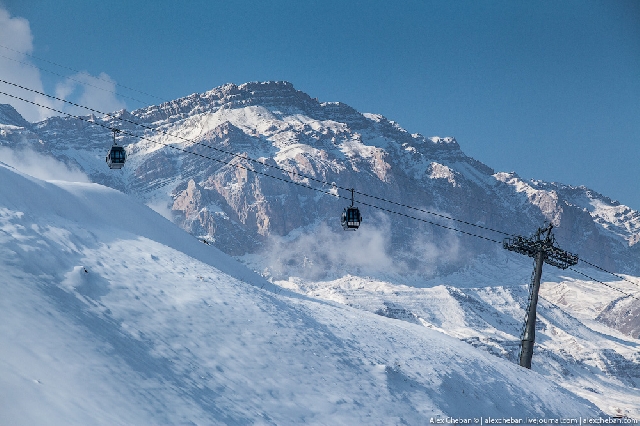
left=3, top=83, right=639, bottom=295
left=0, top=59, right=502, bottom=225
left=567, top=267, right=639, bottom=300
left=0, top=78, right=513, bottom=238
left=558, top=234, right=639, bottom=274
left=0, top=89, right=507, bottom=245
left=0, top=79, right=345, bottom=189
left=577, top=258, right=640, bottom=289
left=3, top=79, right=355, bottom=196
left=356, top=200, right=503, bottom=244
left=0, top=85, right=638, bottom=284
left=353, top=190, right=513, bottom=236
left=3, top=91, right=638, bottom=300
left=0, top=43, right=165, bottom=103
left=0, top=90, right=334, bottom=192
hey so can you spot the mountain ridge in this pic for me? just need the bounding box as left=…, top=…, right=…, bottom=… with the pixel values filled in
left=0, top=81, right=638, bottom=275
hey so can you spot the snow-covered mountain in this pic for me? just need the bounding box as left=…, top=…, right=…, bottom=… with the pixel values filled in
left=0, top=162, right=605, bottom=424
left=1, top=81, right=639, bottom=419
left=0, top=82, right=638, bottom=276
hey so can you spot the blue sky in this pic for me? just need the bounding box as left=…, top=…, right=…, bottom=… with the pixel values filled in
left=1, top=0, right=639, bottom=210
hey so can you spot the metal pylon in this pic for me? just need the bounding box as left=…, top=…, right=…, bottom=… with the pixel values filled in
left=503, top=223, right=578, bottom=369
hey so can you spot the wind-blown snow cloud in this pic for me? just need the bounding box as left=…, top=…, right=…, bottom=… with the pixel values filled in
left=0, top=6, right=126, bottom=122
left=146, top=199, right=175, bottom=221
left=0, top=146, right=90, bottom=182
left=262, top=213, right=460, bottom=281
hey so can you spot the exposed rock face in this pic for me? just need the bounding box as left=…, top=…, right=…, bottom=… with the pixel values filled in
left=0, top=81, right=638, bottom=276
left=597, top=297, right=640, bottom=339
left=0, top=104, right=30, bottom=128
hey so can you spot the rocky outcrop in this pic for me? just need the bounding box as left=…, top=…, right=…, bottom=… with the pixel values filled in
left=597, top=296, right=640, bottom=339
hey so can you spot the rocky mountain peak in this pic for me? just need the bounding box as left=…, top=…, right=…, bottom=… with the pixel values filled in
left=131, top=81, right=377, bottom=133
left=428, top=136, right=458, bottom=145
left=0, top=103, right=30, bottom=128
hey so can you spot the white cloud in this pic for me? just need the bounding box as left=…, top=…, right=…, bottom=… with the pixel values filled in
left=0, top=7, right=53, bottom=122
left=0, top=146, right=90, bottom=182
left=54, top=72, right=126, bottom=117
left=0, top=6, right=126, bottom=123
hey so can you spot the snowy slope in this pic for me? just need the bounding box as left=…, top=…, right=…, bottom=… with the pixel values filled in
left=273, top=256, right=640, bottom=418
left=0, top=162, right=607, bottom=424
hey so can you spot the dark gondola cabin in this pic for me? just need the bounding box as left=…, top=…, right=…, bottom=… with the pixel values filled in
left=106, top=128, right=126, bottom=169
left=341, top=206, right=361, bottom=230
left=106, top=145, right=126, bottom=169
left=341, top=188, right=362, bottom=230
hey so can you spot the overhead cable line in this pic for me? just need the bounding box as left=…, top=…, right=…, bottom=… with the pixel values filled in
left=0, top=43, right=166, bottom=103
left=0, top=89, right=504, bottom=245
left=578, top=258, right=640, bottom=289
left=0, top=90, right=331, bottom=192
left=356, top=200, right=502, bottom=243
left=353, top=189, right=513, bottom=236
left=0, top=78, right=513, bottom=238
left=2, top=82, right=637, bottom=295
left=567, top=267, right=639, bottom=300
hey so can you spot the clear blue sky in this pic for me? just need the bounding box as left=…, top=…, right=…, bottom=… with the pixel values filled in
left=1, top=0, right=639, bottom=210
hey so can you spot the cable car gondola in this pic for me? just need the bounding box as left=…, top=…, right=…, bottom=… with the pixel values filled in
left=106, top=128, right=126, bottom=169
left=341, top=188, right=362, bottom=230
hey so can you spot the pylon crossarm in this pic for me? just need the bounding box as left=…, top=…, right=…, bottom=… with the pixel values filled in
left=544, top=249, right=578, bottom=270
left=503, top=237, right=544, bottom=258
left=503, top=234, right=577, bottom=270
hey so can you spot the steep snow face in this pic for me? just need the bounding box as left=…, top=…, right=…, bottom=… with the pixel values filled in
left=0, top=163, right=606, bottom=424
left=429, top=162, right=459, bottom=187
left=494, top=173, right=564, bottom=224
left=494, top=173, right=640, bottom=273
left=597, top=296, right=640, bottom=340
left=275, top=257, right=640, bottom=419
left=495, top=173, right=640, bottom=247
left=555, top=185, right=640, bottom=245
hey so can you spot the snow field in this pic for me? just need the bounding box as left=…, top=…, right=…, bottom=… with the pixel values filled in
left=276, top=266, right=640, bottom=418
left=0, top=162, right=607, bottom=424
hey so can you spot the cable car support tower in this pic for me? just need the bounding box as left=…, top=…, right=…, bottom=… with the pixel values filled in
left=503, top=223, right=578, bottom=369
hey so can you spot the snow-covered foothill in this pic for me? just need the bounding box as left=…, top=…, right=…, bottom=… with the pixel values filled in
left=0, top=162, right=605, bottom=424
left=275, top=256, right=640, bottom=418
